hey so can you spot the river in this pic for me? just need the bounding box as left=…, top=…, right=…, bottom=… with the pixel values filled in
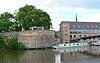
left=0, top=46, right=100, bottom=63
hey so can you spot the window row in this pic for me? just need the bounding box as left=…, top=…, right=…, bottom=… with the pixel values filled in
left=72, top=24, right=100, bottom=28
left=70, top=29, right=100, bottom=34
left=70, top=35, right=86, bottom=39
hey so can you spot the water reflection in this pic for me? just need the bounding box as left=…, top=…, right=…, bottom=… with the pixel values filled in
left=54, top=47, right=89, bottom=63
left=19, top=50, right=55, bottom=63
left=83, top=46, right=100, bottom=57
left=0, top=46, right=100, bottom=63
left=54, top=46, right=100, bottom=63
left=0, top=50, right=24, bottom=63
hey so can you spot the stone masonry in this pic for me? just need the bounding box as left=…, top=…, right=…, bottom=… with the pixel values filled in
left=18, top=30, right=55, bottom=49
left=0, top=30, right=55, bottom=49
left=1, top=32, right=17, bottom=42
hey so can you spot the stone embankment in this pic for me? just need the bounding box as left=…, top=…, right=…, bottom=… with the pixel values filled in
left=0, top=30, right=55, bottom=49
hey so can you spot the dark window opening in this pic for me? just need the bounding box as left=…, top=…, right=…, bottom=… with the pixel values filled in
left=74, top=35, right=76, bottom=38
left=70, top=35, right=72, bottom=38
left=79, top=35, right=81, bottom=37
left=84, top=35, right=86, bottom=37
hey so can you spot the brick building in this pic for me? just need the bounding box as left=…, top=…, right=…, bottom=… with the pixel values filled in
left=60, top=21, right=100, bottom=43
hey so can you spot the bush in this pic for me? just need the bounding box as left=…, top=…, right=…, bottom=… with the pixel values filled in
left=18, top=42, right=25, bottom=50
left=7, top=38, right=25, bottom=50
left=0, top=35, right=25, bottom=50
left=0, top=35, right=5, bottom=49
left=7, top=38, right=18, bottom=50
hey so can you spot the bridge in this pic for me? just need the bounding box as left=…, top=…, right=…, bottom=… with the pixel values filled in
left=70, top=35, right=100, bottom=42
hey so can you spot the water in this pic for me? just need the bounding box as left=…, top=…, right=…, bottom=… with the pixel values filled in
left=0, top=46, right=100, bottom=63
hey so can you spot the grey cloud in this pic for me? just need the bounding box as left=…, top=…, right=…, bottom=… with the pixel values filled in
left=47, top=0, right=100, bottom=9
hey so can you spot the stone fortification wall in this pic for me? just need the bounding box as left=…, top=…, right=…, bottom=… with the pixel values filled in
left=18, top=30, right=55, bottom=49
left=0, top=32, right=17, bottom=41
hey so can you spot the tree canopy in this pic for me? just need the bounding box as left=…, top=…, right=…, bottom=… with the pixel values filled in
left=0, top=12, right=14, bottom=32
left=15, top=5, right=52, bottom=30
left=0, top=5, right=52, bottom=32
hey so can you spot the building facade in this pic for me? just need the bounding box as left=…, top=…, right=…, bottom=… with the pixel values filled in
left=60, top=21, right=100, bottom=43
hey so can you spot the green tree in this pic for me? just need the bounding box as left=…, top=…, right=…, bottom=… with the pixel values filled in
left=0, top=12, right=14, bottom=32
left=15, top=5, right=52, bottom=30
left=54, top=31, right=59, bottom=39
left=13, top=21, right=22, bottom=31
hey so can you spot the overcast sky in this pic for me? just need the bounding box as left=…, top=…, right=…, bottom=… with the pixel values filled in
left=0, top=0, right=100, bottom=31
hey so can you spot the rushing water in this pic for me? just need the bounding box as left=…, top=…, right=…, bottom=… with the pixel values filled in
left=0, top=46, right=100, bottom=63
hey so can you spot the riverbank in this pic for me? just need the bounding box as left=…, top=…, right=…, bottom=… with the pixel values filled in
left=24, top=47, right=53, bottom=50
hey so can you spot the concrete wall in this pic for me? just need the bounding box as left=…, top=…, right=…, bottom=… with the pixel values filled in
left=18, top=30, right=55, bottom=49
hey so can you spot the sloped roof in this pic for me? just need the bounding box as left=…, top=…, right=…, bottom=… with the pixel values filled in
left=67, top=22, right=100, bottom=30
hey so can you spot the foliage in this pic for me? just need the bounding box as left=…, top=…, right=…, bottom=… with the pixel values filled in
left=0, top=5, right=52, bottom=32
left=54, top=31, right=59, bottom=39
left=18, top=42, right=25, bottom=50
left=15, top=5, right=52, bottom=30
left=7, top=38, right=25, bottom=50
left=0, top=4, right=52, bottom=50
left=0, top=35, right=5, bottom=48
left=0, top=35, right=25, bottom=50
left=0, top=12, right=14, bottom=32
left=7, top=38, right=19, bottom=50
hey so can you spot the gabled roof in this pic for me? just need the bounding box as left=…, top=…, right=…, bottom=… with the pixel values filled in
left=61, top=21, right=100, bottom=30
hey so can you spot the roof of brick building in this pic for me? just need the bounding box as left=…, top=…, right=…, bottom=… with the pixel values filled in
left=61, top=21, right=100, bottom=30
